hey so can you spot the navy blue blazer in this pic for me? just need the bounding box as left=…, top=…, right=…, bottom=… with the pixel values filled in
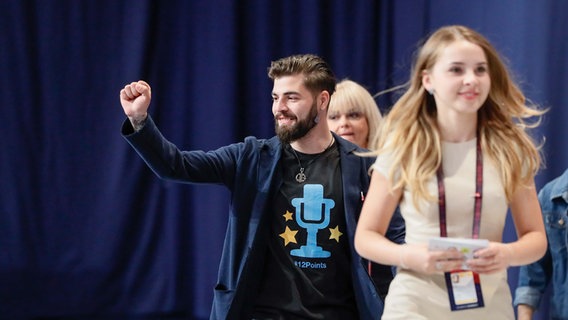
left=122, top=116, right=405, bottom=320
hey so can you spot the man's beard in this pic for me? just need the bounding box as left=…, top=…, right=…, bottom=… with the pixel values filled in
left=274, top=102, right=319, bottom=144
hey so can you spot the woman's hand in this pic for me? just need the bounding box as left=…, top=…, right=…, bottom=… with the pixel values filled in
left=401, top=243, right=466, bottom=274
left=466, top=242, right=513, bottom=274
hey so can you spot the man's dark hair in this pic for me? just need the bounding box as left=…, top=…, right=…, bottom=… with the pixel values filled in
left=268, top=54, right=336, bottom=97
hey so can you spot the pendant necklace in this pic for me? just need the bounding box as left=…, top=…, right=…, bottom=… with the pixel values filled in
left=290, top=137, right=334, bottom=183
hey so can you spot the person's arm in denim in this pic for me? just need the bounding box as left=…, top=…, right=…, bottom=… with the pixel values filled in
left=514, top=185, right=554, bottom=319
left=515, top=248, right=552, bottom=319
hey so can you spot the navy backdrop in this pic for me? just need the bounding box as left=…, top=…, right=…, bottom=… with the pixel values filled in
left=1, top=1, right=566, bottom=319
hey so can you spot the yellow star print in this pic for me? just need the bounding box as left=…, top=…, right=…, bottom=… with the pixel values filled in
left=279, top=226, right=298, bottom=246
left=329, top=226, right=343, bottom=242
left=283, top=210, right=294, bottom=221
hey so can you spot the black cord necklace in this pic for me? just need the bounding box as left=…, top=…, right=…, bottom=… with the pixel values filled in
left=289, top=136, right=335, bottom=183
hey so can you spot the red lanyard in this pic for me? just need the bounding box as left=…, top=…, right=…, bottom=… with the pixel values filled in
left=436, top=139, right=483, bottom=239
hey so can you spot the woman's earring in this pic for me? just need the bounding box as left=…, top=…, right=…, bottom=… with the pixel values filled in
left=427, top=88, right=435, bottom=95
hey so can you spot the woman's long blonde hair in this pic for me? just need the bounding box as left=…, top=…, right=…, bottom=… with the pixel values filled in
left=370, top=25, right=545, bottom=207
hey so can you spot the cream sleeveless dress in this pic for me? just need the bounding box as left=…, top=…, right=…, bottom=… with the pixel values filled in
left=373, top=139, right=514, bottom=320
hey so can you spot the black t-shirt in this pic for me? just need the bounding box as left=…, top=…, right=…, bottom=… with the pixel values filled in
left=251, top=142, right=358, bottom=320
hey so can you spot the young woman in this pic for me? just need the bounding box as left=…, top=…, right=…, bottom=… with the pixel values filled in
left=354, top=25, right=547, bottom=319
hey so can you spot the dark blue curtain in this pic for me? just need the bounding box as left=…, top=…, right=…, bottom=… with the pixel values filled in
left=1, top=1, right=566, bottom=319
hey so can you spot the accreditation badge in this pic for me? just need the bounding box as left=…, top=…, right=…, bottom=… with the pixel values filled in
left=444, top=270, right=484, bottom=311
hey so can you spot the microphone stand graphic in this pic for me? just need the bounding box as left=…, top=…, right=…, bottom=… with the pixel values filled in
left=290, top=184, right=335, bottom=258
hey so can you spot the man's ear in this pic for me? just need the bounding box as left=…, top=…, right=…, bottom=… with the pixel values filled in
left=318, top=90, right=330, bottom=110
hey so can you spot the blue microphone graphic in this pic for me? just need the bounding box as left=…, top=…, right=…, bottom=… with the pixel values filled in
left=290, top=184, right=335, bottom=258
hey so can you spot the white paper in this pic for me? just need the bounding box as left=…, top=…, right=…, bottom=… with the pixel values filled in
left=428, top=237, right=489, bottom=270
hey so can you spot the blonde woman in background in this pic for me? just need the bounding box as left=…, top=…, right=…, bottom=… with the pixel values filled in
left=327, top=79, right=382, bottom=150
left=327, top=79, right=398, bottom=301
left=354, top=25, right=547, bottom=319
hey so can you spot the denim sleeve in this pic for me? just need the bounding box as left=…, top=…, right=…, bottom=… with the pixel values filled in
left=514, top=249, right=551, bottom=309
left=514, top=285, right=542, bottom=309
left=513, top=183, right=556, bottom=310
